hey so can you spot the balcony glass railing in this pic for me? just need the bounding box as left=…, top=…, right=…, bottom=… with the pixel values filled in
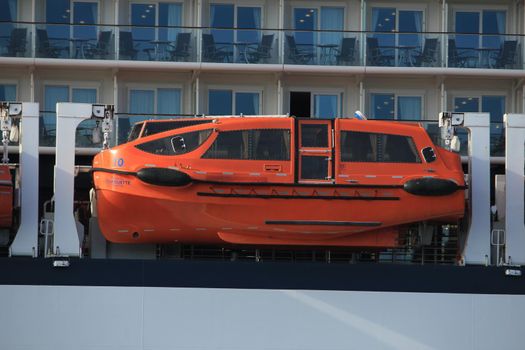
left=0, top=23, right=32, bottom=58
left=1, top=22, right=523, bottom=70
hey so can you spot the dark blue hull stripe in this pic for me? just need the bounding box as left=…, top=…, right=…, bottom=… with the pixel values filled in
left=0, top=258, right=524, bottom=295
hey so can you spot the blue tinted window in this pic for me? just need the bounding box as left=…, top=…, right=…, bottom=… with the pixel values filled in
left=237, top=7, right=261, bottom=43
left=397, top=96, right=422, bottom=120
left=46, top=0, right=70, bottom=41
left=314, top=95, right=338, bottom=119
left=455, top=12, right=479, bottom=49
left=372, top=8, right=395, bottom=51
left=398, top=11, right=422, bottom=48
left=482, top=96, right=505, bottom=123
left=371, top=93, right=394, bottom=119
left=320, top=7, right=344, bottom=46
left=294, top=8, right=317, bottom=46
left=46, top=0, right=70, bottom=24
left=211, top=4, right=234, bottom=44
left=482, top=11, right=505, bottom=48
left=73, top=88, right=98, bottom=147
left=157, top=88, right=181, bottom=114
left=0, top=0, right=16, bottom=21
left=72, top=88, right=96, bottom=103
left=132, top=3, right=156, bottom=58
left=0, top=0, right=16, bottom=41
left=454, top=97, right=479, bottom=113
left=159, top=3, right=182, bottom=41
left=482, top=95, right=505, bottom=155
left=235, top=92, right=259, bottom=115
left=73, top=2, right=98, bottom=40
left=209, top=90, right=232, bottom=115
left=42, top=85, right=69, bottom=146
left=0, top=85, right=16, bottom=101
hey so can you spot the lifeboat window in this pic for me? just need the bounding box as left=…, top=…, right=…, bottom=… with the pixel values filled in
left=128, top=123, right=144, bottom=142
left=203, top=129, right=290, bottom=160
left=422, top=147, right=437, bottom=163
left=142, top=120, right=213, bottom=138
left=300, top=124, right=328, bottom=147
left=340, top=131, right=421, bottom=163
left=301, top=156, right=329, bottom=180
left=135, top=129, right=212, bottom=155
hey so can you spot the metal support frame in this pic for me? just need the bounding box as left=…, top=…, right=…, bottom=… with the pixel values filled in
left=440, top=112, right=491, bottom=265
left=53, top=103, right=113, bottom=257
left=9, top=102, right=40, bottom=257
left=504, top=113, right=525, bottom=265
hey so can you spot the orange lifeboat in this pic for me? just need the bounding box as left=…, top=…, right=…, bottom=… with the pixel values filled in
left=92, top=116, right=465, bottom=248
left=0, top=164, right=13, bottom=228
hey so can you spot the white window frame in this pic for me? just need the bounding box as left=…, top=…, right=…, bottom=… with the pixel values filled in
left=129, top=1, right=184, bottom=40
left=311, top=92, right=343, bottom=118
left=448, top=91, right=508, bottom=114
left=126, top=83, right=184, bottom=115
left=209, top=2, right=264, bottom=44
left=43, top=82, right=100, bottom=104
left=451, top=5, right=509, bottom=34
left=368, top=90, right=425, bottom=120
left=287, top=87, right=344, bottom=119
left=290, top=3, right=346, bottom=49
left=207, top=85, right=263, bottom=115
left=368, top=3, right=427, bottom=31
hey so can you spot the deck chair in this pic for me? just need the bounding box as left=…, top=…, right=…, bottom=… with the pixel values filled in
left=447, top=39, right=477, bottom=68
left=335, top=37, right=357, bottom=65
left=85, top=31, right=112, bottom=59
left=119, top=31, right=138, bottom=60
left=4, top=28, right=27, bottom=57
left=202, top=33, right=232, bottom=62
left=246, top=34, right=274, bottom=63
left=36, top=29, right=68, bottom=58
left=366, top=37, right=394, bottom=66
left=413, top=38, right=439, bottom=67
left=492, top=40, right=518, bottom=69
left=285, top=35, right=314, bottom=64
left=169, top=32, right=192, bottom=61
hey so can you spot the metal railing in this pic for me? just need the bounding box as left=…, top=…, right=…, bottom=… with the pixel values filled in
left=1, top=22, right=523, bottom=70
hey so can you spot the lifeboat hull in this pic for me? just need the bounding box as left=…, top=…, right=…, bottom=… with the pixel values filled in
left=0, top=165, right=13, bottom=229
left=92, top=117, right=465, bottom=248
left=93, top=171, right=464, bottom=248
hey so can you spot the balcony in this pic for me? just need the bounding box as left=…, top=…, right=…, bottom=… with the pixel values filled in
left=1, top=22, right=523, bottom=71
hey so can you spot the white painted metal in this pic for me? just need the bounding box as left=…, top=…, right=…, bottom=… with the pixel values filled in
left=9, top=102, right=40, bottom=257
left=0, top=285, right=524, bottom=350
left=462, top=113, right=492, bottom=265
left=504, top=114, right=525, bottom=264
left=53, top=103, right=93, bottom=257
left=440, top=112, right=491, bottom=265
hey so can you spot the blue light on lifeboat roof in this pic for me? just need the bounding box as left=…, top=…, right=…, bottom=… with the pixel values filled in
left=354, top=110, right=367, bottom=120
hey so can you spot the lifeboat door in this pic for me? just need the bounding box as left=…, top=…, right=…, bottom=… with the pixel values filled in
left=297, top=119, right=333, bottom=183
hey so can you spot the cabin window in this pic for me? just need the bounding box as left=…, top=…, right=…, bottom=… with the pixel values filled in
left=128, top=123, right=143, bottom=142
left=141, top=120, right=213, bottom=138
left=422, top=147, right=437, bottom=163
left=300, top=124, right=328, bottom=147
left=340, top=131, right=421, bottom=163
left=135, top=129, right=212, bottom=155
left=203, top=129, right=290, bottom=160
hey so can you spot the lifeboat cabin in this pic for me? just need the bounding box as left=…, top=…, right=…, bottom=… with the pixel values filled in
left=92, top=116, right=465, bottom=248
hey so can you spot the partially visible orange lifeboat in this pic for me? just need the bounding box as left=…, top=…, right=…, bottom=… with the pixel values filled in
left=92, top=116, right=465, bottom=248
left=0, top=164, right=13, bottom=228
